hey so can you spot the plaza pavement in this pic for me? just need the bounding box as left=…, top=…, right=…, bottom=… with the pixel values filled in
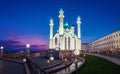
left=0, top=59, right=26, bottom=74
left=85, top=53, right=120, bottom=66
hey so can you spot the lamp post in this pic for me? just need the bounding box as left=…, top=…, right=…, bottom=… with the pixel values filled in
left=47, top=60, right=50, bottom=63
left=26, top=43, right=30, bottom=57
left=74, top=49, right=80, bottom=73
left=75, top=58, right=78, bottom=69
left=64, top=58, right=67, bottom=72
left=83, top=54, right=86, bottom=57
left=0, top=46, right=4, bottom=58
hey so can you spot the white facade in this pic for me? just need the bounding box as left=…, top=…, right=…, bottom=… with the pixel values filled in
left=88, top=30, right=120, bottom=51
left=49, top=9, right=81, bottom=50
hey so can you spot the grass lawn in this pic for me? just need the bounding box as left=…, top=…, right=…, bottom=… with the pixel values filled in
left=79, top=54, right=120, bottom=74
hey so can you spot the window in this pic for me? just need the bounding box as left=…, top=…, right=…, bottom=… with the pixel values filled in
left=55, top=37, right=57, bottom=45
left=114, top=35, right=115, bottom=38
left=116, top=40, right=118, bottom=43
left=117, top=45, right=118, bottom=48
left=74, top=39, right=76, bottom=49
left=65, top=37, right=67, bottom=49
left=111, top=36, right=112, bottom=38
left=68, top=37, right=70, bottom=49
left=116, top=34, right=118, bottom=37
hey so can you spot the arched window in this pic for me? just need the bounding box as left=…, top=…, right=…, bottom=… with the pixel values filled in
left=55, top=37, right=57, bottom=45
left=65, top=37, right=67, bottom=49
left=74, top=39, right=76, bottom=50
left=68, top=37, right=70, bottom=50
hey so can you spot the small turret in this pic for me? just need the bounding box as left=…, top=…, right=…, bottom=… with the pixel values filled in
left=71, top=25, right=75, bottom=36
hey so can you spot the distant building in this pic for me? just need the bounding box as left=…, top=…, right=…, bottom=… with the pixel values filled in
left=88, top=30, right=120, bottom=51
left=81, top=43, right=88, bottom=50
left=49, top=9, right=81, bottom=50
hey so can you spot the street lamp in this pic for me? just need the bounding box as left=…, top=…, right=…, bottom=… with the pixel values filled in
left=75, top=58, right=78, bottom=71
left=23, top=58, right=26, bottom=62
left=26, top=43, right=30, bottom=57
left=47, top=60, right=50, bottom=63
left=83, top=54, right=86, bottom=57
left=0, top=46, right=4, bottom=58
left=26, top=43, right=30, bottom=49
left=64, top=58, right=67, bottom=62
left=50, top=56, right=54, bottom=61
left=64, top=58, right=67, bottom=72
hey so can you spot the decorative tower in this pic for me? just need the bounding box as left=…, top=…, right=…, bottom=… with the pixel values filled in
left=49, top=18, right=54, bottom=49
left=77, top=16, right=81, bottom=50
left=71, top=25, right=75, bottom=36
left=77, top=16, right=81, bottom=39
left=59, top=8, right=64, bottom=35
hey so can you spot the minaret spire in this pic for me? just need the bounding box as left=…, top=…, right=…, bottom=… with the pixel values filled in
left=49, top=18, right=54, bottom=39
left=76, top=16, right=81, bottom=50
left=58, top=8, right=64, bottom=35
left=49, top=18, right=54, bottom=49
left=77, top=16, right=81, bottom=38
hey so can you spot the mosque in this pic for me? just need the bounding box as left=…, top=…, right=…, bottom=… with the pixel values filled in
left=49, top=9, right=81, bottom=51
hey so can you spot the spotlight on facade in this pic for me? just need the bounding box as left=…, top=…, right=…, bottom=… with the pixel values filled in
left=56, top=47, right=59, bottom=51
left=74, top=49, right=80, bottom=56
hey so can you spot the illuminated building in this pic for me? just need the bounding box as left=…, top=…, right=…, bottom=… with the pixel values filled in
left=89, top=30, right=120, bottom=51
left=49, top=9, right=81, bottom=50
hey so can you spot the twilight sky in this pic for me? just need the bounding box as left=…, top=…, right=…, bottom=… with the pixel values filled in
left=0, top=0, right=120, bottom=45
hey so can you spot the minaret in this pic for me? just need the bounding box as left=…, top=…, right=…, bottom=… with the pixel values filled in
left=59, top=8, right=64, bottom=35
left=77, top=16, right=81, bottom=50
left=49, top=18, right=54, bottom=49
left=77, top=16, right=81, bottom=39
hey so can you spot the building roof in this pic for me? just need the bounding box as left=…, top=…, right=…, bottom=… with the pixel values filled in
left=64, top=22, right=70, bottom=29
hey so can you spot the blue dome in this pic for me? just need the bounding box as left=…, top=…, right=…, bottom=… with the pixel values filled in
left=64, top=22, right=69, bottom=29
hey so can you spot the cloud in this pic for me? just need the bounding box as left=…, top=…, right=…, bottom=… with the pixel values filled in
left=0, top=34, right=49, bottom=51
left=19, top=35, right=48, bottom=45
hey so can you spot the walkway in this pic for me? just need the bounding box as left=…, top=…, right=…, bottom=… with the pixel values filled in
left=54, top=60, right=82, bottom=74
left=85, top=53, right=120, bottom=65
left=0, top=59, right=26, bottom=74
left=30, top=57, right=85, bottom=74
